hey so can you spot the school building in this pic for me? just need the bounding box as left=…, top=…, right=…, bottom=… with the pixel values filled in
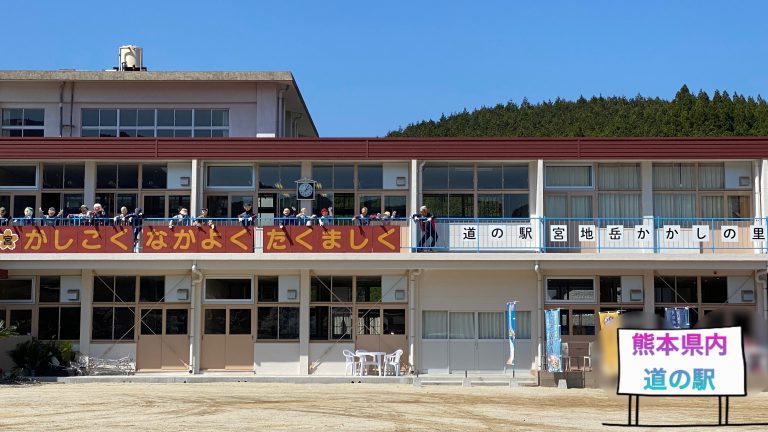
left=1, top=47, right=767, bottom=377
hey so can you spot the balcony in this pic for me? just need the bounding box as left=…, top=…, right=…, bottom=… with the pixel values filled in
left=0, top=217, right=766, bottom=254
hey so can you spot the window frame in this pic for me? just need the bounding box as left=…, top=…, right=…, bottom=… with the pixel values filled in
left=545, top=277, right=596, bottom=304
left=203, top=277, right=254, bottom=304
left=0, top=277, right=35, bottom=303
left=544, top=164, right=595, bottom=190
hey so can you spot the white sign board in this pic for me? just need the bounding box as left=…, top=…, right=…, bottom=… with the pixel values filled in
left=617, top=327, right=745, bottom=396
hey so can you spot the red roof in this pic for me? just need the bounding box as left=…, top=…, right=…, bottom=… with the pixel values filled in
left=1, top=137, right=767, bottom=160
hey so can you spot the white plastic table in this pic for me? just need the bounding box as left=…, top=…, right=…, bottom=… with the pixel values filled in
left=358, top=351, right=386, bottom=376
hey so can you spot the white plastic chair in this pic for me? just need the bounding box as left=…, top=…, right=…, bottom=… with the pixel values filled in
left=355, top=349, right=379, bottom=376
left=343, top=349, right=359, bottom=376
left=383, top=349, right=404, bottom=376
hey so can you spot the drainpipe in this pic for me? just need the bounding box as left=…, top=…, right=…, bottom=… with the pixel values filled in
left=58, top=82, right=65, bottom=137
left=534, top=260, right=543, bottom=385
left=190, top=261, right=204, bottom=374
left=276, top=85, right=288, bottom=137
left=408, top=269, right=423, bottom=372
left=291, top=113, right=303, bottom=138
left=69, top=82, right=75, bottom=137
left=756, top=268, right=768, bottom=321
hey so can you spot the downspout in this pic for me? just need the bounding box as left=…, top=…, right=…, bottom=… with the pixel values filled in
left=69, top=82, right=75, bottom=137
left=408, top=269, right=423, bottom=373
left=291, top=113, right=303, bottom=138
left=190, top=261, right=204, bottom=373
left=276, top=85, right=288, bottom=137
left=757, top=268, right=768, bottom=321
left=58, top=82, right=65, bottom=137
left=534, top=260, right=543, bottom=386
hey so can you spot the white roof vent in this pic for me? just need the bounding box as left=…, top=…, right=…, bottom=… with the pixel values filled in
left=116, top=45, right=146, bottom=71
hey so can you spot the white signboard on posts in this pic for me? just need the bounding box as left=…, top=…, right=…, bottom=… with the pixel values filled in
left=617, top=327, right=746, bottom=396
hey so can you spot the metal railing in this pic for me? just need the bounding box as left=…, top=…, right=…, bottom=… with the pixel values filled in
left=3, top=217, right=766, bottom=254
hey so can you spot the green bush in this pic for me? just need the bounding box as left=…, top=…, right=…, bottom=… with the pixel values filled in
left=8, top=339, right=79, bottom=376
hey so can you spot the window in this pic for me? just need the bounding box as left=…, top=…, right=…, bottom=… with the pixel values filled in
left=229, top=309, right=252, bottom=334
left=257, top=307, right=299, bottom=339
left=332, top=307, right=352, bottom=339
left=545, top=166, right=593, bottom=188
left=599, top=276, right=621, bottom=303
left=310, top=276, right=352, bottom=302
left=423, top=163, right=529, bottom=217
left=478, top=312, right=504, bottom=339
left=204, top=279, right=252, bottom=302
left=1, top=108, right=44, bottom=137
left=357, top=165, right=383, bottom=189
left=313, top=164, right=354, bottom=190
left=9, top=309, right=32, bottom=335
left=0, top=165, right=37, bottom=188
left=701, top=277, right=728, bottom=303
left=516, top=311, right=531, bottom=339
left=358, top=309, right=380, bottom=335
left=96, top=164, right=139, bottom=189
left=572, top=310, right=596, bottom=335
left=653, top=163, right=695, bottom=190
left=654, top=276, right=697, bottom=303
left=207, top=166, right=254, bottom=188
left=422, top=311, right=448, bottom=339
left=309, top=306, right=330, bottom=340
left=140, top=309, right=163, bottom=335
left=204, top=309, right=226, bottom=334
left=449, top=312, right=474, bottom=339
left=259, top=164, right=301, bottom=189
left=82, top=108, right=228, bottom=137
left=0, top=279, right=34, bottom=302
left=546, top=278, right=595, bottom=302
left=39, top=276, right=61, bottom=303
left=93, top=276, right=136, bottom=303
left=38, top=307, right=80, bottom=340
left=92, top=306, right=135, bottom=340
left=142, top=164, right=167, bottom=189
left=166, top=309, right=189, bottom=335
left=42, top=163, right=85, bottom=189
left=356, top=276, right=382, bottom=302
left=257, top=276, right=279, bottom=302
left=139, top=276, right=165, bottom=302
left=382, top=309, right=405, bottom=335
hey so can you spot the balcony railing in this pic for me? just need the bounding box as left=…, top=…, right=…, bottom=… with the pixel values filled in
left=1, top=217, right=766, bottom=254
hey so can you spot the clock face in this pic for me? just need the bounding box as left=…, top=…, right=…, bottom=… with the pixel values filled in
left=298, top=182, right=314, bottom=198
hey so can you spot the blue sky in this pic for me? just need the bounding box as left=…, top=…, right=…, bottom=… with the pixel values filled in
left=2, top=1, right=767, bottom=137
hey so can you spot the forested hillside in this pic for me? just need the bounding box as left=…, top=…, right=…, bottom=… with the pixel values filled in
left=387, top=85, right=768, bottom=137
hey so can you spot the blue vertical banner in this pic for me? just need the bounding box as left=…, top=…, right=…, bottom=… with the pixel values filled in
left=545, top=309, right=562, bottom=372
left=506, top=301, right=517, bottom=366
left=664, top=307, right=690, bottom=329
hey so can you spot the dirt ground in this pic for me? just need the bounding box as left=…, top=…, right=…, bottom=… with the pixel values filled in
left=0, top=383, right=767, bottom=431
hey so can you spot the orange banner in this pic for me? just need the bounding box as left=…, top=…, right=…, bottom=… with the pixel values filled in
left=142, top=226, right=254, bottom=253
left=263, top=225, right=400, bottom=253
left=0, top=226, right=133, bottom=253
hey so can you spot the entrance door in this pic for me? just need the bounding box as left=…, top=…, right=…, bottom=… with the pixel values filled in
left=448, top=311, right=506, bottom=373
left=200, top=307, right=254, bottom=371
left=136, top=307, right=190, bottom=371
left=355, top=307, right=408, bottom=356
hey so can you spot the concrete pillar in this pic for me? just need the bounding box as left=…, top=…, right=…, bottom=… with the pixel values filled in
left=190, top=159, right=201, bottom=216
left=408, top=270, right=420, bottom=370
left=760, top=160, right=768, bottom=220
left=190, top=268, right=202, bottom=374
left=83, top=161, right=97, bottom=208
left=299, top=269, right=310, bottom=374
left=255, top=83, right=278, bottom=138
left=643, top=270, right=655, bottom=314
left=533, top=160, right=544, bottom=248
left=410, top=159, right=419, bottom=217
left=641, top=162, right=653, bottom=219
left=78, top=269, right=93, bottom=356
